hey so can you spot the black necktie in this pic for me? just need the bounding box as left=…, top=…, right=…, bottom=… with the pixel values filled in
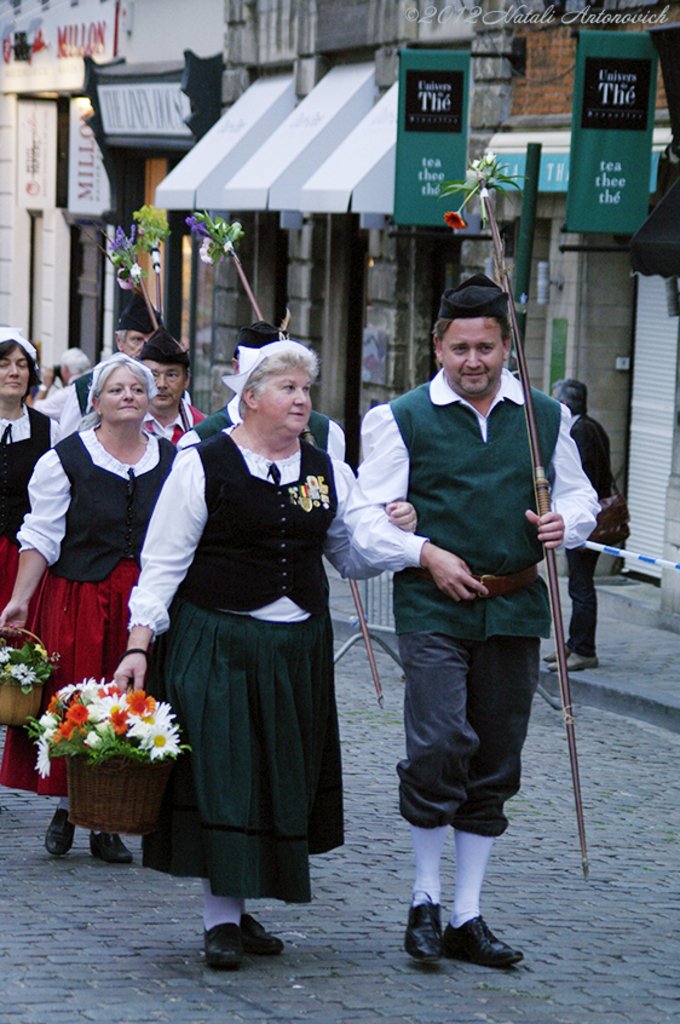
left=268, top=463, right=281, bottom=486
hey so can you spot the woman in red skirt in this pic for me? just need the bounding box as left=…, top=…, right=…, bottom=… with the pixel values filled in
left=0, top=329, right=57, bottom=611
left=0, top=353, right=175, bottom=862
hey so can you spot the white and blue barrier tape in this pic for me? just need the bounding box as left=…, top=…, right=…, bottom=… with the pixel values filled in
left=583, top=540, right=680, bottom=572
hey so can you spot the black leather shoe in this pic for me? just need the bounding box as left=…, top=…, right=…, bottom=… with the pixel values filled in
left=443, top=917, right=523, bottom=967
left=204, top=923, right=243, bottom=969
left=404, top=902, right=442, bottom=962
left=240, top=913, right=284, bottom=955
left=45, top=808, right=75, bottom=856
left=89, top=832, right=133, bottom=864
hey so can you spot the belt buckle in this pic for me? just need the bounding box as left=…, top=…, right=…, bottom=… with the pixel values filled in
left=478, top=573, right=497, bottom=598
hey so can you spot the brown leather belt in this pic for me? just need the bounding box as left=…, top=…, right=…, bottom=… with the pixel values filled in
left=405, top=563, right=538, bottom=598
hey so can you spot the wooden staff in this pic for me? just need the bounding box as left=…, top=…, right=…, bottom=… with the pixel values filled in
left=480, top=182, right=589, bottom=880
left=136, top=277, right=159, bottom=331
left=225, top=242, right=264, bottom=321
left=350, top=580, right=383, bottom=706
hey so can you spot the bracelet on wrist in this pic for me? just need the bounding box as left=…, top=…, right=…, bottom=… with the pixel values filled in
left=118, top=647, right=149, bottom=667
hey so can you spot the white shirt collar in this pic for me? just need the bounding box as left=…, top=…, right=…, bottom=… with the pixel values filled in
left=0, top=405, right=29, bottom=430
left=429, top=366, right=525, bottom=412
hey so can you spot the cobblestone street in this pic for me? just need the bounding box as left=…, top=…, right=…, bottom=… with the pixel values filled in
left=1, top=637, right=679, bottom=1024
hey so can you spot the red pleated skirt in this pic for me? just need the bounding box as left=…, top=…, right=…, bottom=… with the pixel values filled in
left=0, top=534, right=21, bottom=611
left=0, top=558, right=140, bottom=796
left=0, top=534, right=43, bottom=623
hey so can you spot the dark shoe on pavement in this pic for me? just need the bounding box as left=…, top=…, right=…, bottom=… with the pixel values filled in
left=548, top=651, right=598, bottom=672
left=89, top=831, right=133, bottom=863
left=404, top=901, right=442, bottom=962
left=240, top=913, right=284, bottom=955
left=204, top=923, right=243, bottom=969
left=45, top=808, right=75, bottom=856
left=443, top=917, right=523, bottom=967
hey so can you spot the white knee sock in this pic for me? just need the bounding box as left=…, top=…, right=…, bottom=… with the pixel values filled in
left=202, top=879, right=244, bottom=930
left=410, top=823, right=448, bottom=906
left=450, top=829, right=495, bottom=928
left=58, top=796, right=69, bottom=811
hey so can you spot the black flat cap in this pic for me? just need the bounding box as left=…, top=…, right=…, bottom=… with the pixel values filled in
left=235, top=321, right=287, bottom=355
left=439, top=273, right=508, bottom=320
left=140, top=327, right=190, bottom=368
left=117, top=293, right=160, bottom=334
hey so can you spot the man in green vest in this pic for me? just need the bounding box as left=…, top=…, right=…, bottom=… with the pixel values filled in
left=351, top=274, right=598, bottom=968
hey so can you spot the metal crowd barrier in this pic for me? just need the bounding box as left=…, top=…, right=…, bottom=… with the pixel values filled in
left=333, top=571, right=403, bottom=670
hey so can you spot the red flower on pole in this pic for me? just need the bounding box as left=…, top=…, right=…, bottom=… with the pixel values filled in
left=444, top=211, right=467, bottom=230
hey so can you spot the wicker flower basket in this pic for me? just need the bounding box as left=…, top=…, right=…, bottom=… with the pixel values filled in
left=0, top=681, right=44, bottom=728
left=66, top=755, right=173, bottom=835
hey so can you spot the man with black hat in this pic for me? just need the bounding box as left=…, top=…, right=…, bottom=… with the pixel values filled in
left=141, top=327, right=205, bottom=444
left=178, top=320, right=345, bottom=459
left=348, top=274, right=598, bottom=968
left=59, top=293, right=158, bottom=438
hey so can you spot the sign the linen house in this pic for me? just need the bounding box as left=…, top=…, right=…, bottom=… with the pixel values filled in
left=565, top=31, right=658, bottom=235
left=393, top=49, right=470, bottom=226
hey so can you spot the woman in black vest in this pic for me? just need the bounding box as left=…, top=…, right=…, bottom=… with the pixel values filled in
left=114, top=340, right=382, bottom=969
left=0, top=330, right=56, bottom=610
left=0, top=353, right=175, bottom=863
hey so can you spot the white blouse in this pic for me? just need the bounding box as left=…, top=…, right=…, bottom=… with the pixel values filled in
left=129, top=431, right=379, bottom=636
left=18, top=429, right=163, bottom=566
left=0, top=405, right=60, bottom=446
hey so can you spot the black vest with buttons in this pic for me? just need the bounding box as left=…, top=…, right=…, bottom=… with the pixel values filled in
left=179, top=433, right=337, bottom=615
left=51, top=433, right=175, bottom=583
left=0, top=407, right=52, bottom=545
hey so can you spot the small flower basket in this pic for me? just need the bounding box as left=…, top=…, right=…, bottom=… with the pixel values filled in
left=66, top=755, right=173, bottom=834
left=27, top=679, right=187, bottom=835
left=0, top=629, right=59, bottom=727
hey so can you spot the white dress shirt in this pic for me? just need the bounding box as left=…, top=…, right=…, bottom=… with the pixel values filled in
left=18, top=429, right=162, bottom=566
left=129, top=430, right=377, bottom=636
left=346, top=368, right=599, bottom=570
left=144, top=397, right=202, bottom=441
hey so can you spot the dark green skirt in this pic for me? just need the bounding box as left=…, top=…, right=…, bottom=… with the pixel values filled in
left=142, top=599, right=343, bottom=902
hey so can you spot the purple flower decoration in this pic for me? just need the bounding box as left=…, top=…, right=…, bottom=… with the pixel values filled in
left=109, top=225, right=136, bottom=254
left=185, top=215, right=209, bottom=237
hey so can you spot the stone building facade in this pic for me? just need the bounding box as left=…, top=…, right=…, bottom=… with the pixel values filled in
left=204, top=0, right=678, bottom=491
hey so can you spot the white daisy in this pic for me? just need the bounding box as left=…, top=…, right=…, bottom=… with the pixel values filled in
left=36, top=737, right=52, bottom=778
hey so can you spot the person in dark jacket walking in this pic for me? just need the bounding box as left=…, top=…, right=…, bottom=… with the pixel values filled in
left=549, top=378, right=613, bottom=671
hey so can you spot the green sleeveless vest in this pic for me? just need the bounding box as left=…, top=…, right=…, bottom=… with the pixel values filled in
left=391, top=384, right=562, bottom=641
left=193, top=406, right=331, bottom=451
left=75, top=370, right=93, bottom=414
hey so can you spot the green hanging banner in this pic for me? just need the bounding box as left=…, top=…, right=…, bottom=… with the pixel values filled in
left=393, top=49, right=470, bottom=226
left=565, top=30, right=657, bottom=235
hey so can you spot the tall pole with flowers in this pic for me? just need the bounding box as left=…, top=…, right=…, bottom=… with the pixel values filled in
left=442, top=153, right=589, bottom=879
left=106, top=206, right=170, bottom=330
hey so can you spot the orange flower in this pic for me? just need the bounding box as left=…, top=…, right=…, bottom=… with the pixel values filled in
left=66, top=703, right=89, bottom=725
left=58, top=720, right=76, bottom=741
left=126, top=690, right=154, bottom=716
left=47, top=694, right=60, bottom=714
left=444, top=211, right=467, bottom=230
left=110, top=707, right=130, bottom=735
